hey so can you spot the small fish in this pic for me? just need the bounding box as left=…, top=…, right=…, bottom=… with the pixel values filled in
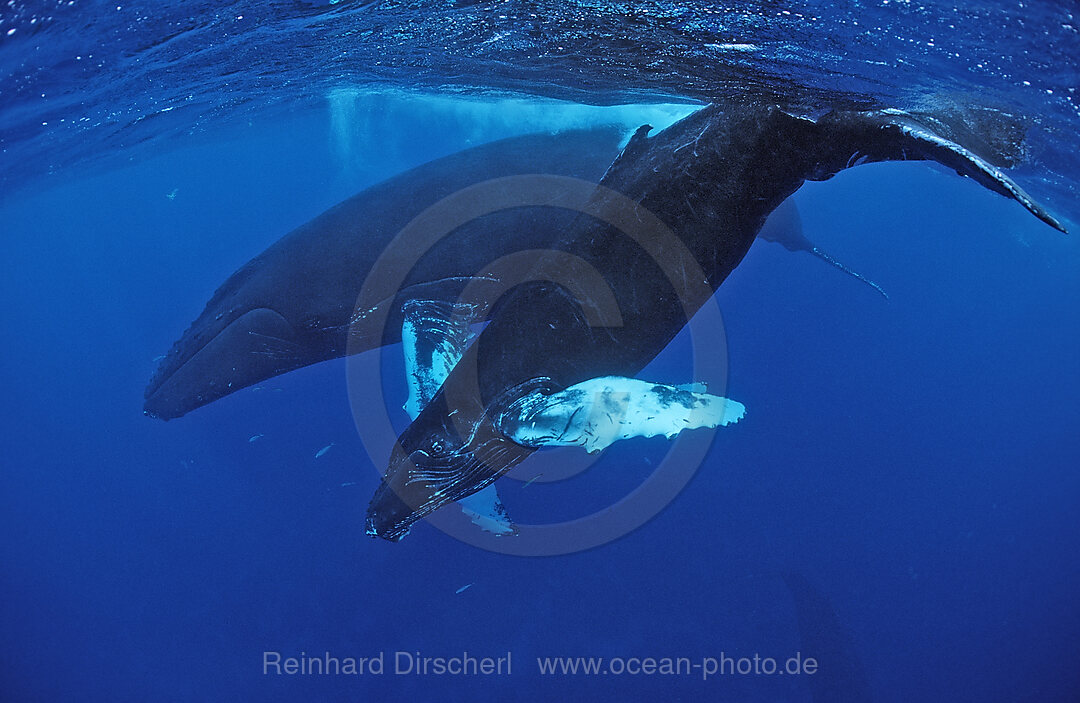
left=248, top=434, right=264, bottom=443
left=340, top=481, right=358, bottom=488
left=455, top=583, right=474, bottom=595
left=165, top=188, right=179, bottom=200
left=315, top=443, right=335, bottom=459
left=521, top=474, right=544, bottom=488
left=152, top=354, right=166, bottom=362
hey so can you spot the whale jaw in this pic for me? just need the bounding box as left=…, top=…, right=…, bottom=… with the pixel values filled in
left=143, top=307, right=321, bottom=420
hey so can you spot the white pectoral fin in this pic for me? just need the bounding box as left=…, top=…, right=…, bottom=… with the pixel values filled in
left=503, top=376, right=745, bottom=453
left=401, top=299, right=478, bottom=419
left=457, top=484, right=516, bottom=536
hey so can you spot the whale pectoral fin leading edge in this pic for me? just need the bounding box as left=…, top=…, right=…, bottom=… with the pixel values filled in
left=759, top=199, right=889, bottom=299
left=393, top=299, right=747, bottom=538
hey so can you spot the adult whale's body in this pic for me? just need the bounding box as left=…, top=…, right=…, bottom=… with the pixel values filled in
left=145, top=100, right=1064, bottom=541
left=144, top=127, right=626, bottom=420
left=145, top=120, right=884, bottom=421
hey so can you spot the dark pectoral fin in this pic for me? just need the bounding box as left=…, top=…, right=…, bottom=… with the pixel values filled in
left=813, top=108, right=1067, bottom=233
left=758, top=199, right=888, bottom=299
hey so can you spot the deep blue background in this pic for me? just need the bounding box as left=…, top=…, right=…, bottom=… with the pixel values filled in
left=1, top=103, right=1078, bottom=702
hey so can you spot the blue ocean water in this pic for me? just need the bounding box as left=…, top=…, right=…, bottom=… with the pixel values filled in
left=2, top=2, right=1079, bottom=701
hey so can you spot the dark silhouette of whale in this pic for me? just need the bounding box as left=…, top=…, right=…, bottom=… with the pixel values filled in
left=145, top=100, right=1064, bottom=541
left=145, top=123, right=883, bottom=421
left=784, top=573, right=874, bottom=702
left=362, top=102, right=1063, bottom=540
left=143, top=127, right=625, bottom=420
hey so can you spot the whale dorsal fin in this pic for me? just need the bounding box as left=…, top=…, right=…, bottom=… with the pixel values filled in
left=500, top=376, right=746, bottom=454
left=625, top=123, right=653, bottom=151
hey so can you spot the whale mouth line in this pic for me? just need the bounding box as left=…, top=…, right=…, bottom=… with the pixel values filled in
left=143, top=306, right=296, bottom=420
left=146, top=305, right=290, bottom=392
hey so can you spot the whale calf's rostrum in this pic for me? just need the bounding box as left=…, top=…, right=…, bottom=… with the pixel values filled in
left=145, top=100, right=1065, bottom=542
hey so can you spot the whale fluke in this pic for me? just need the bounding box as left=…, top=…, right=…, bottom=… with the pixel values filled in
left=809, top=108, right=1067, bottom=234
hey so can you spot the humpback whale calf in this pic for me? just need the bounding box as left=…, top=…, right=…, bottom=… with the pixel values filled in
left=362, top=102, right=1064, bottom=540
left=145, top=100, right=1064, bottom=542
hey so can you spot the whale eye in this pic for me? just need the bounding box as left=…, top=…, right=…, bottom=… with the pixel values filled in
left=430, top=439, right=444, bottom=455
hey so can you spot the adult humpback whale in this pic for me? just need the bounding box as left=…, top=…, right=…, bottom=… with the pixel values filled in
left=146, top=100, right=1064, bottom=542
left=145, top=121, right=882, bottom=421
left=143, top=127, right=624, bottom=420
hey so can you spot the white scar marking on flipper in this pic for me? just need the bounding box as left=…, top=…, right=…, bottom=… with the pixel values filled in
left=502, top=376, right=745, bottom=454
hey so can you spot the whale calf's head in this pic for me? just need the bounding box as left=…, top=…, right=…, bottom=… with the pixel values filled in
left=365, top=385, right=534, bottom=541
